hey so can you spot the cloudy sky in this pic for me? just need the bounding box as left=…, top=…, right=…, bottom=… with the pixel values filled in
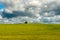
left=0, top=0, right=60, bottom=24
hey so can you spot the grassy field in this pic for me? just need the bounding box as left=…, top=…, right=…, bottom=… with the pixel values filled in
left=0, top=24, right=60, bottom=40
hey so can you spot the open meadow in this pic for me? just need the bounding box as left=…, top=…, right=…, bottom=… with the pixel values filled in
left=0, top=24, right=60, bottom=40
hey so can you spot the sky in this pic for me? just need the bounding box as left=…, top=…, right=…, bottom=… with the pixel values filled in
left=0, top=3, right=4, bottom=9
left=0, top=0, right=60, bottom=24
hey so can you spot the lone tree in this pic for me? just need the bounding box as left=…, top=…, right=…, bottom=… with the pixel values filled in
left=25, top=21, right=28, bottom=24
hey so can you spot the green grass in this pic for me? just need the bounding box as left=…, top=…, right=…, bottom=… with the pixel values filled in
left=0, top=24, right=60, bottom=40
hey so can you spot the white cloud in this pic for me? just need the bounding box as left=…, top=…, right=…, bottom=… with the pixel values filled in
left=4, top=8, right=12, bottom=13
left=0, top=0, right=60, bottom=23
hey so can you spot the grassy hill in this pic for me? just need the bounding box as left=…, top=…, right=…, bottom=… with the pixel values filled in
left=0, top=24, right=60, bottom=40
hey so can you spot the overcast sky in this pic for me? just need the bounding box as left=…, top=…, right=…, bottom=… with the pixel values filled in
left=0, top=0, right=60, bottom=24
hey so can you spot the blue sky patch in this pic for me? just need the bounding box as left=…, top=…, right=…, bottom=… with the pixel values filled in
left=0, top=3, right=4, bottom=9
